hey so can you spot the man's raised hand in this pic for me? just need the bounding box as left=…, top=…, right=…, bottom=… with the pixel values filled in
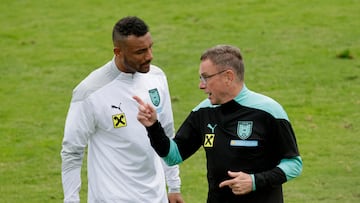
left=133, top=96, right=157, bottom=127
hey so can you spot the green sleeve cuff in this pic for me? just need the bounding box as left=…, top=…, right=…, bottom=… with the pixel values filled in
left=163, top=139, right=183, bottom=166
left=250, top=174, right=256, bottom=191
left=277, top=156, right=303, bottom=181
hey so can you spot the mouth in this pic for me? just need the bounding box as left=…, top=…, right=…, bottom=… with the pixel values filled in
left=142, top=61, right=151, bottom=67
left=138, top=63, right=151, bottom=73
left=141, top=64, right=151, bottom=71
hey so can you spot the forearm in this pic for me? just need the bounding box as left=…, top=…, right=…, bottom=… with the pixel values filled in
left=62, top=167, right=81, bottom=203
left=146, top=121, right=171, bottom=157
left=146, top=121, right=183, bottom=166
left=61, top=150, right=83, bottom=203
left=253, top=167, right=287, bottom=191
left=161, top=160, right=181, bottom=193
left=253, top=156, right=302, bottom=190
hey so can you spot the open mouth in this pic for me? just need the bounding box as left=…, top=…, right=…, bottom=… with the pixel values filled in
left=141, top=63, right=150, bottom=68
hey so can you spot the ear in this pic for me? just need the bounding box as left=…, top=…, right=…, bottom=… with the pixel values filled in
left=113, top=47, right=121, bottom=56
left=226, top=70, right=235, bottom=84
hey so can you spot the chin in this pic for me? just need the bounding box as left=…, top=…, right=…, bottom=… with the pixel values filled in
left=139, top=68, right=150, bottom=73
left=140, top=65, right=151, bottom=73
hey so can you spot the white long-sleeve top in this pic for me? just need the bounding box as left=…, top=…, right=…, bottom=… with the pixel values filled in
left=61, top=58, right=180, bottom=203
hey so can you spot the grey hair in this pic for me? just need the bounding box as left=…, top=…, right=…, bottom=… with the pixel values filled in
left=200, top=45, right=244, bottom=81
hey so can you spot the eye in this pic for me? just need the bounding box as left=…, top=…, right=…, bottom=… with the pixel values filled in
left=135, top=49, right=146, bottom=54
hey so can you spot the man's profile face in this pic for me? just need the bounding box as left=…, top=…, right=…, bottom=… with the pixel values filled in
left=116, top=32, right=153, bottom=73
left=199, top=59, right=235, bottom=105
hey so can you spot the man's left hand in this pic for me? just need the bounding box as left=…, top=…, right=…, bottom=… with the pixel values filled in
left=168, top=193, right=185, bottom=203
left=219, top=171, right=253, bottom=195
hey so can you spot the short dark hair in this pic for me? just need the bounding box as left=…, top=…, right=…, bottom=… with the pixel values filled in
left=200, top=45, right=245, bottom=81
left=112, top=16, right=149, bottom=46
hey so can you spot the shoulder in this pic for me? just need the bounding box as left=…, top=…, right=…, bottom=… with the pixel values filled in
left=142, top=65, right=169, bottom=85
left=71, top=61, right=117, bottom=102
left=148, top=64, right=166, bottom=77
left=245, top=90, right=289, bottom=120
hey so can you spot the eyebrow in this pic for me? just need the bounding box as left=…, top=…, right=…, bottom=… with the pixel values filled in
left=134, top=42, right=153, bottom=53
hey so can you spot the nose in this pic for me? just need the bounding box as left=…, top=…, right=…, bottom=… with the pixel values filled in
left=199, top=80, right=206, bottom=89
left=145, top=48, right=153, bottom=61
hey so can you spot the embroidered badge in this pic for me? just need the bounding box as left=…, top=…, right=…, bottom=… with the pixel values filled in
left=112, top=113, right=127, bottom=128
left=148, top=88, right=160, bottom=107
left=204, top=134, right=215, bottom=147
left=237, top=121, right=253, bottom=140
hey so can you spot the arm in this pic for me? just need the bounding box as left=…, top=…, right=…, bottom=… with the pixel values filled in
left=162, top=161, right=184, bottom=203
left=160, top=131, right=182, bottom=193
left=252, top=116, right=302, bottom=190
left=157, top=81, right=184, bottom=202
left=253, top=156, right=302, bottom=190
left=146, top=121, right=182, bottom=164
left=134, top=96, right=198, bottom=165
left=219, top=156, right=302, bottom=195
left=61, top=99, right=94, bottom=203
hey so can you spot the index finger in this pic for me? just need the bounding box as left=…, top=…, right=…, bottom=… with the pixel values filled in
left=133, top=96, right=145, bottom=106
left=219, top=179, right=237, bottom=188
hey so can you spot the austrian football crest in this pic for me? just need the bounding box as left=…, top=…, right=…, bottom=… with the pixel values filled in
left=149, top=88, right=160, bottom=107
left=237, top=121, right=253, bottom=140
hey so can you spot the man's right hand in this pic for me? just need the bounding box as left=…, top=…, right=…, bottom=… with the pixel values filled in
left=133, top=96, right=157, bottom=127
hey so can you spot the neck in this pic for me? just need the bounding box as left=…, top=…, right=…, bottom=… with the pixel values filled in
left=234, top=82, right=244, bottom=96
left=223, top=82, right=244, bottom=103
left=114, top=56, right=123, bottom=72
left=114, top=56, right=136, bottom=73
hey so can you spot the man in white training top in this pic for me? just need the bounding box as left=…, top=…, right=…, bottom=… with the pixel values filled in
left=61, top=16, right=184, bottom=203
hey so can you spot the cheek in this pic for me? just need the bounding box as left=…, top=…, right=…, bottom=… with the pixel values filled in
left=125, top=54, right=140, bottom=62
left=126, top=57, right=141, bottom=67
left=207, top=83, right=219, bottom=92
left=210, top=83, right=225, bottom=95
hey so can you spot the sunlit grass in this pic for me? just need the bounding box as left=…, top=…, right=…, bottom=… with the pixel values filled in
left=0, top=0, right=359, bottom=202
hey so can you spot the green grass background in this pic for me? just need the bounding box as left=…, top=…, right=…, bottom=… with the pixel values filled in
left=1, top=0, right=359, bottom=202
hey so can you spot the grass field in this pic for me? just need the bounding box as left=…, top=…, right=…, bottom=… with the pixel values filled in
left=1, top=0, right=359, bottom=202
